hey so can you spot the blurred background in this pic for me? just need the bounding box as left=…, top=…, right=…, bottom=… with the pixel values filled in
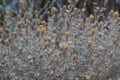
left=0, top=0, right=120, bottom=13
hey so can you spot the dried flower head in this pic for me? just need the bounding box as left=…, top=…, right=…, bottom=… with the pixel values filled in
left=98, top=66, right=103, bottom=73
left=12, top=31, right=17, bottom=37
left=117, top=17, right=120, bottom=22
left=44, top=41, right=49, bottom=48
left=73, top=7, right=78, bottom=12
left=51, top=7, right=57, bottom=12
left=47, top=10, right=50, bottom=15
left=41, top=20, right=46, bottom=25
left=0, top=27, right=3, bottom=34
left=109, top=10, right=114, bottom=16
left=20, top=0, right=24, bottom=3
left=88, top=40, right=94, bottom=45
left=4, top=39, right=9, bottom=46
left=74, top=33, right=78, bottom=39
left=81, top=8, right=86, bottom=12
left=90, top=56, right=96, bottom=65
left=90, top=72, right=96, bottom=79
left=91, top=28, right=97, bottom=36
left=72, top=54, right=78, bottom=60
left=36, top=27, right=42, bottom=35
left=64, top=43, right=70, bottom=50
left=99, top=21, right=104, bottom=26
left=65, top=32, right=70, bottom=39
left=87, top=40, right=94, bottom=49
left=44, top=36, right=49, bottom=42
left=63, top=5, right=67, bottom=9
left=109, top=51, right=113, bottom=58
left=89, top=14, right=94, bottom=23
left=114, top=11, right=119, bottom=17
left=39, top=52, right=44, bottom=59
